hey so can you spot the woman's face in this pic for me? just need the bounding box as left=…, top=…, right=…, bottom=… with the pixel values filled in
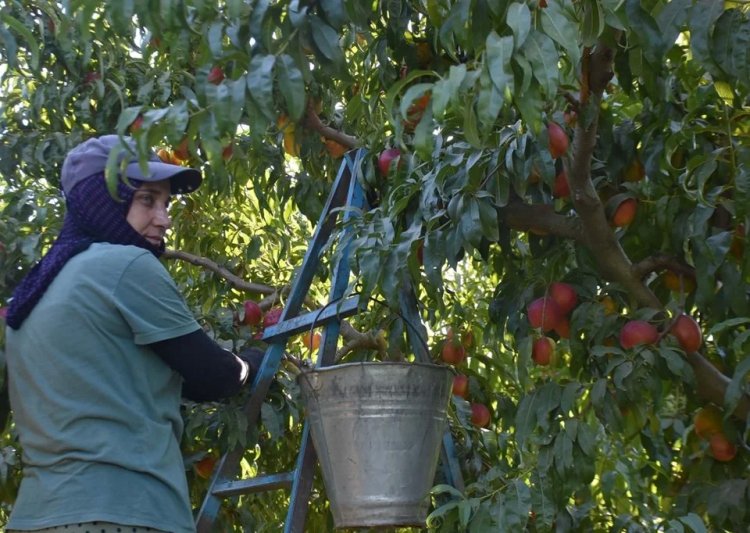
left=126, top=179, right=172, bottom=246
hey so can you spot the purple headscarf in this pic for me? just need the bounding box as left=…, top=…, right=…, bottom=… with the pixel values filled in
left=6, top=172, right=164, bottom=330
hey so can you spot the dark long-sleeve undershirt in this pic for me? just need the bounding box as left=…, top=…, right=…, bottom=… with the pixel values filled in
left=149, top=329, right=246, bottom=402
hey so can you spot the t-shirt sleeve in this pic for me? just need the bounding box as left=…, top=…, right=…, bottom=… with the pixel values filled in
left=113, top=251, right=201, bottom=344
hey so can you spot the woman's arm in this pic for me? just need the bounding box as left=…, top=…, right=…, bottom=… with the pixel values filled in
left=148, top=330, right=264, bottom=402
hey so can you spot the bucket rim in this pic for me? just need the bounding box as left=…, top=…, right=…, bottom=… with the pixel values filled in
left=297, top=360, right=453, bottom=376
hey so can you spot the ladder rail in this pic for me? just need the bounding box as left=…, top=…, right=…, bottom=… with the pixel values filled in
left=283, top=148, right=369, bottom=533
left=195, top=148, right=464, bottom=532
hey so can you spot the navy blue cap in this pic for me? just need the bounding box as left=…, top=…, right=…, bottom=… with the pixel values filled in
left=61, top=135, right=202, bottom=195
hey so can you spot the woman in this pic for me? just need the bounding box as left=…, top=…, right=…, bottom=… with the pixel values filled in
left=4, top=135, right=262, bottom=533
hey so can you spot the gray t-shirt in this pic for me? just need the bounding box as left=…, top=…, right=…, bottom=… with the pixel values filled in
left=5, top=243, right=201, bottom=532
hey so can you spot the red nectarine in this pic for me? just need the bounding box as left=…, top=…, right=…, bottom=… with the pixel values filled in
left=243, top=300, right=262, bottom=326
left=470, top=403, right=491, bottom=427
left=549, top=282, right=577, bottom=315
left=619, top=320, right=658, bottom=349
left=532, top=336, right=555, bottom=366
left=670, top=314, right=702, bottom=353
left=452, top=374, right=469, bottom=398
left=547, top=122, right=569, bottom=159
left=527, top=297, right=563, bottom=332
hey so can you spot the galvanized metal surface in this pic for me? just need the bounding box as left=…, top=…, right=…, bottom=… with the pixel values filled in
left=298, top=362, right=452, bottom=529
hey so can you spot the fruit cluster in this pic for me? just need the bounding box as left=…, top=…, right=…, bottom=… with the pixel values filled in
left=240, top=300, right=283, bottom=340
left=528, top=282, right=577, bottom=366
left=439, top=329, right=491, bottom=428
left=693, top=405, right=737, bottom=462
left=527, top=283, right=705, bottom=366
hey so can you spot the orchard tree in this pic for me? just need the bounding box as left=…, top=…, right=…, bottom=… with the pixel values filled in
left=1, top=0, right=750, bottom=531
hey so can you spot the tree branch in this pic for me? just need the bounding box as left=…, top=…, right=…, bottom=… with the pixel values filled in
left=164, top=248, right=371, bottom=351
left=335, top=323, right=388, bottom=362
left=500, top=200, right=583, bottom=241
left=566, top=45, right=660, bottom=309
left=563, top=41, right=747, bottom=420
left=163, top=249, right=275, bottom=296
left=630, top=253, right=697, bottom=281
left=303, top=102, right=360, bottom=149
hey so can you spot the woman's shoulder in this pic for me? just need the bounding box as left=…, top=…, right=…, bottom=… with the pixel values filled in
left=55, top=244, right=165, bottom=293
left=75, top=243, right=160, bottom=273
left=88, top=242, right=154, bottom=259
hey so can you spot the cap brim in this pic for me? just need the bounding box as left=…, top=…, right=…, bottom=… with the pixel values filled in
left=126, top=161, right=202, bottom=194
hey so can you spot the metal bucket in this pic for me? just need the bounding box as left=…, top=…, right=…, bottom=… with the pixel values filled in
left=297, top=361, right=452, bottom=529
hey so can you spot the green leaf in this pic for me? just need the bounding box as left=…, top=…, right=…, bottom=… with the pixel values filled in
left=288, top=0, right=308, bottom=27
left=463, top=100, right=482, bottom=148
left=485, top=31, right=514, bottom=96
left=656, top=0, right=690, bottom=49
left=513, top=82, right=543, bottom=132
left=708, top=317, right=750, bottom=337
left=725, top=355, right=750, bottom=414
left=1, top=14, right=40, bottom=71
left=679, top=513, right=708, bottom=533
left=613, top=361, right=633, bottom=389
left=553, top=431, right=574, bottom=476
left=246, top=54, right=276, bottom=121
left=117, top=106, right=143, bottom=136
left=712, top=9, right=750, bottom=85
left=426, top=500, right=460, bottom=528
left=688, top=0, right=724, bottom=78
left=477, top=196, right=499, bottom=242
left=206, top=82, right=235, bottom=134
left=207, top=21, right=224, bottom=58
left=459, top=197, right=483, bottom=249
left=498, top=480, right=532, bottom=529
left=276, top=55, right=306, bottom=121
left=514, top=54, right=533, bottom=96
left=458, top=498, right=475, bottom=526
left=477, top=68, right=504, bottom=130
left=164, top=101, right=189, bottom=138
left=423, top=229, right=445, bottom=292
left=520, top=30, right=558, bottom=98
left=506, top=3, right=531, bottom=50
left=659, top=346, right=692, bottom=381
left=432, top=64, right=466, bottom=116
left=560, top=382, right=579, bottom=413
left=383, top=69, right=435, bottom=124
left=576, top=421, right=597, bottom=456
left=319, top=0, right=348, bottom=29
left=310, top=16, right=344, bottom=64
left=540, top=1, right=580, bottom=67
left=413, top=106, right=435, bottom=160
left=625, top=0, right=665, bottom=62
left=399, top=83, right=433, bottom=119
left=591, top=378, right=607, bottom=406
left=669, top=520, right=687, bottom=533
left=249, top=0, right=271, bottom=36
left=581, top=0, right=605, bottom=48
left=261, top=402, right=283, bottom=440
left=439, top=0, right=471, bottom=58
left=515, top=394, right=537, bottom=449
left=0, top=24, right=18, bottom=70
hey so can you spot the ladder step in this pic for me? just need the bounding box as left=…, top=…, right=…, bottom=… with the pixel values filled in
left=262, top=295, right=361, bottom=342
left=212, top=472, right=294, bottom=497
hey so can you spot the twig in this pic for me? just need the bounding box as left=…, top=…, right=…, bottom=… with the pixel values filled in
left=303, top=102, right=360, bottom=149
left=631, top=253, right=697, bottom=281
left=163, top=249, right=275, bottom=296
left=336, top=323, right=387, bottom=362
left=500, top=200, right=583, bottom=241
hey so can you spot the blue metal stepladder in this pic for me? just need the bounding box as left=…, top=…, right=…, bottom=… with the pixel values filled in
left=195, top=148, right=465, bottom=532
